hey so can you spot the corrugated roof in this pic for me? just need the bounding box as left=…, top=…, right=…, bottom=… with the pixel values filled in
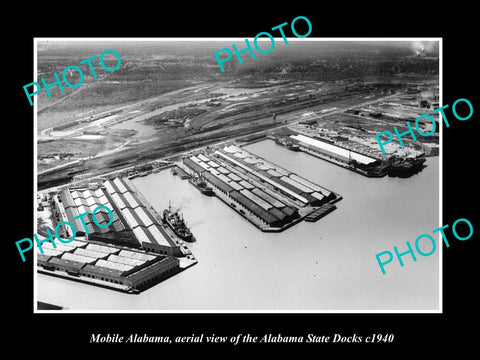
left=203, top=172, right=234, bottom=194
left=240, top=189, right=272, bottom=210
left=86, top=196, right=98, bottom=207
left=64, top=206, right=83, bottom=233
left=74, top=248, right=108, bottom=259
left=81, top=189, right=92, bottom=199
left=217, top=167, right=230, bottom=174
left=215, top=151, right=309, bottom=204
left=209, top=168, right=220, bottom=176
left=290, top=134, right=376, bottom=165
left=280, top=206, right=297, bottom=217
left=37, top=248, right=64, bottom=257
left=123, top=192, right=141, bottom=209
left=92, top=207, right=115, bottom=227
left=39, top=242, right=76, bottom=253
left=207, top=160, right=220, bottom=168
left=121, top=207, right=142, bottom=229
left=300, top=192, right=319, bottom=204
left=134, top=207, right=154, bottom=227
left=275, top=178, right=306, bottom=197
left=118, top=249, right=156, bottom=262
left=234, top=172, right=250, bottom=181
left=227, top=173, right=242, bottom=182
left=147, top=224, right=172, bottom=247
left=230, top=191, right=279, bottom=225
left=108, top=254, right=145, bottom=267
left=73, top=196, right=86, bottom=208
left=59, top=186, right=128, bottom=237
left=289, top=173, right=326, bottom=193
left=280, top=176, right=313, bottom=194
left=228, top=181, right=243, bottom=191
left=96, top=259, right=133, bottom=272
left=63, top=240, right=87, bottom=248
left=76, top=204, right=90, bottom=215
left=190, top=155, right=201, bottom=164
left=71, top=189, right=114, bottom=212
left=183, top=157, right=206, bottom=174
left=113, top=177, right=129, bottom=194
left=197, top=154, right=210, bottom=162
left=133, top=226, right=156, bottom=245
left=239, top=180, right=255, bottom=190
left=110, top=192, right=128, bottom=210
left=197, top=161, right=211, bottom=171
left=311, top=192, right=325, bottom=201
left=94, top=188, right=106, bottom=198
left=268, top=207, right=288, bottom=221
left=217, top=173, right=233, bottom=184
left=62, top=252, right=96, bottom=264
left=116, top=177, right=133, bottom=192
left=59, top=190, right=77, bottom=209
left=266, top=169, right=283, bottom=177
left=251, top=188, right=286, bottom=208
left=103, top=180, right=117, bottom=195
left=86, top=243, right=119, bottom=254
left=109, top=218, right=127, bottom=232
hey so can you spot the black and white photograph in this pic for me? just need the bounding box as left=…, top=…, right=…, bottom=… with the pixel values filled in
left=33, top=38, right=441, bottom=312
left=6, top=4, right=478, bottom=354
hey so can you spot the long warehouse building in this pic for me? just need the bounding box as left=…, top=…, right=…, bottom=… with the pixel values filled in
left=37, top=239, right=179, bottom=292
left=183, top=145, right=339, bottom=229
left=289, top=134, right=378, bottom=165
left=57, top=177, right=181, bottom=256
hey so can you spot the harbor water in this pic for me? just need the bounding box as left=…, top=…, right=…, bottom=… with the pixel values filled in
left=36, top=139, right=440, bottom=311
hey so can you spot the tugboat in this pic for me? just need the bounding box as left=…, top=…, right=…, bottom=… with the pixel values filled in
left=188, top=173, right=215, bottom=196
left=163, top=203, right=195, bottom=242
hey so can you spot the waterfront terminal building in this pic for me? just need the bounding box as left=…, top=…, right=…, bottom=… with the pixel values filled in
left=182, top=145, right=340, bottom=231
left=57, top=177, right=182, bottom=256
left=37, top=240, right=179, bottom=292
left=39, top=177, right=184, bottom=292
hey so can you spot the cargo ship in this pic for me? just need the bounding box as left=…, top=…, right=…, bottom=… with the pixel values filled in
left=188, top=175, right=215, bottom=196
left=387, top=157, right=426, bottom=178
left=287, top=142, right=301, bottom=151
left=272, top=135, right=301, bottom=151
left=163, top=204, right=195, bottom=242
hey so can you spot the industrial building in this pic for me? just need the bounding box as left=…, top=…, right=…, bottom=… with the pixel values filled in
left=288, top=133, right=389, bottom=177
left=58, top=186, right=134, bottom=244
left=57, top=177, right=182, bottom=257
left=182, top=145, right=339, bottom=230
left=36, top=239, right=179, bottom=292
left=290, top=134, right=378, bottom=166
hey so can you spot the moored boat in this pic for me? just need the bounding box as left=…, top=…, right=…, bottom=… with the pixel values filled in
left=163, top=204, right=195, bottom=242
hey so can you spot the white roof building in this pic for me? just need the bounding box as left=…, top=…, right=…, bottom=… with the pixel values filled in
left=290, top=134, right=377, bottom=165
